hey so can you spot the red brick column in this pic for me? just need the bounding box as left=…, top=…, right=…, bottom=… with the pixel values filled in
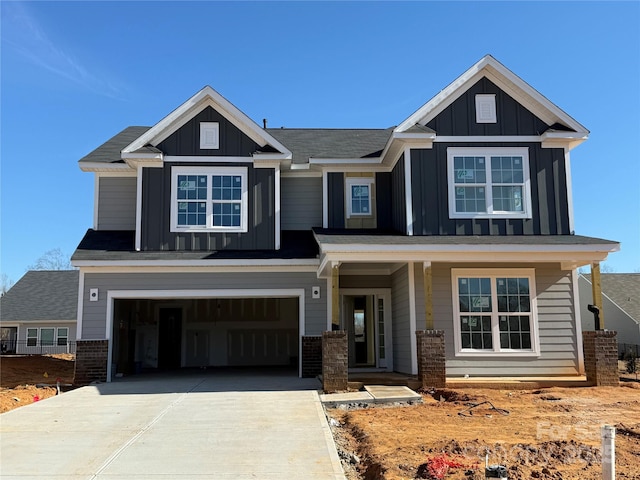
left=302, top=336, right=322, bottom=378
left=322, top=331, right=348, bottom=393
left=416, top=330, right=446, bottom=389
left=583, top=330, right=619, bottom=386
left=74, top=340, right=108, bottom=385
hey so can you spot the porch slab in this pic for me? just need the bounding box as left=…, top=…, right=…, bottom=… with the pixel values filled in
left=364, top=385, right=422, bottom=403
left=320, top=391, right=374, bottom=404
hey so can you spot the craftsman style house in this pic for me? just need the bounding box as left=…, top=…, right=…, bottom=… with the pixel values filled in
left=72, top=55, right=618, bottom=383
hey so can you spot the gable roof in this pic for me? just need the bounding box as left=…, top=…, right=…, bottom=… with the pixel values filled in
left=0, top=271, right=79, bottom=322
left=395, top=55, right=589, bottom=145
left=582, top=273, right=640, bottom=324
left=121, top=86, right=292, bottom=160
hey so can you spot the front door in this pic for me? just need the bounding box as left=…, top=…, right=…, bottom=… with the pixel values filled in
left=158, top=308, right=182, bottom=369
left=341, top=292, right=391, bottom=370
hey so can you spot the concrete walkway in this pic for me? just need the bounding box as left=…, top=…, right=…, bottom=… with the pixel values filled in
left=0, top=371, right=345, bottom=479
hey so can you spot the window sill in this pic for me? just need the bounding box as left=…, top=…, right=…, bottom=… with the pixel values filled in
left=449, top=212, right=532, bottom=220
left=171, top=227, right=248, bottom=234
left=455, top=350, right=540, bottom=358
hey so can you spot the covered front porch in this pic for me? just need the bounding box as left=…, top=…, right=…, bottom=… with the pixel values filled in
left=311, top=229, right=620, bottom=390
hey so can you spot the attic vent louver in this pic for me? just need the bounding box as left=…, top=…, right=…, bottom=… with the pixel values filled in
left=475, top=94, right=497, bottom=123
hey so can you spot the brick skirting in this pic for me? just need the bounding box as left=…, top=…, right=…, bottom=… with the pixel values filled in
left=322, top=331, right=347, bottom=393
left=416, top=330, right=446, bottom=389
left=74, top=340, right=108, bottom=385
left=583, top=330, right=618, bottom=387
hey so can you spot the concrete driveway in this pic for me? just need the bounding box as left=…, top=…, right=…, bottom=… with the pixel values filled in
left=0, top=370, right=345, bottom=479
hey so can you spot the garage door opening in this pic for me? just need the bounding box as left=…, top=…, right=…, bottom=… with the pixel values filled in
left=111, top=297, right=300, bottom=377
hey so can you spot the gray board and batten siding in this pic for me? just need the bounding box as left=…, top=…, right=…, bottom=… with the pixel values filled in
left=140, top=163, right=275, bottom=251
left=97, top=177, right=136, bottom=230
left=410, top=143, right=570, bottom=236
left=425, top=77, right=551, bottom=136
left=156, top=106, right=261, bottom=156
left=80, top=271, right=328, bottom=340
left=281, top=176, right=323, bottom=230
left=412, top=263, right=580, bottom=377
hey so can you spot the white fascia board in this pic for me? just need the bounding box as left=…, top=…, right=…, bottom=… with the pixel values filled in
left=80, top=162, right=136, bottom=173
left=121, top=152, right=163, bottom=161
left=395, top=55, right=589, bottom=136
left=122, top=87, right=292, bottom=158
left=289, top=163, right=311, bottom=170
left=318, top=242, right=620, bottom=255
left=252, top=152, right=292, bottom=161
left=9, top=319, right=76, bottom=325
left=392, top=132, right=436, bottom=142
left=72, top=258, right=320, bottom=269
left=541, top=131, right=588, bottom=150
left=322, top=164, right=391, bottom=173
left=434, top=135, right=542, bottom=143
left=124, top=158, right=164, bottom=169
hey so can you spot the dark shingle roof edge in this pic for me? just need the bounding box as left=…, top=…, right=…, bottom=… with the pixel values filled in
left=581, top=273, right=640, bottom=323
left=79, top=126, right=151, bottom=164
left=0, top=270, right=79, bottom=322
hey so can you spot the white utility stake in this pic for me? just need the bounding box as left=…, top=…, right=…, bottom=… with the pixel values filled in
left=601, top=425, right=615, bottom=480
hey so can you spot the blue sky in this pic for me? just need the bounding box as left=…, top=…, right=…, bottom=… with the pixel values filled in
left=1, top=1, right=639, bottom=284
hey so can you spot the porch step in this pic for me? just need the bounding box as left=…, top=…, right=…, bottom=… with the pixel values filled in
left=320, top=385, right=422, bottom=406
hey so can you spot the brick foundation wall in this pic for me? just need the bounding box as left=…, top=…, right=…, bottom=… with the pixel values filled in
left=322, top=331, right=348, bottom=393
left=302, top=336, right=322, bottom=378
left=416, top=330, right=446, bottom=389
left=583, top=330, right=619, bottom=387
left=74, top=340, right=108, bottom=385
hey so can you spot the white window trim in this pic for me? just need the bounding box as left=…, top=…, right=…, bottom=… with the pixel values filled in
left=57, top=327, right=69, bottom=346
left=170, top=166, right=248, bottom=233
left=447, top=147, right=532, bottom=219
left=199, top=122, right=219, bottom=149
left=451, top=268, right=540, bottom=357
left=345, top=177, right=374, bottom=218
left=26, top=328, right=38, bottom=346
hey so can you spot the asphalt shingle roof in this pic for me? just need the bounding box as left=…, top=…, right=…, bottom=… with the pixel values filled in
left=583, top=273, right=640, bottom=324
left=267, top=128, right=393, bottom=164
left=71, top=230, right=319, bottom=261
left=0, top=271, right=79, bottom=322
left=79, top=126, right=151, bottom=164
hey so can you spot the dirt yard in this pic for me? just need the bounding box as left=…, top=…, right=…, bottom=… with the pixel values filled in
left=0, top=354, right=75, bottom=413
left=327, top=380, right=640, bottom=480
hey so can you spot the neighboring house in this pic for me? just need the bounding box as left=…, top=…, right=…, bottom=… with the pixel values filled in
left=579, top=274, right=640, bottom=356
left=0, top=270, right=78, bottom=354
left=73, top=55, right=619, bottom=381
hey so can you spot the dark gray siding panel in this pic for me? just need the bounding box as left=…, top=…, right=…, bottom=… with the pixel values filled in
left=281, top=176, right=323, bottom=230
left=97, top=177, right=136, bottom=230
left=426, top=78, right=549, bottom=136
left=411, top=144, right=570, bottom=236
left=391, top=156, right=406, bottom=234
left=157, top=106, right=260, bottom=156
left=327, top=172, right=345, bottom=229
left=375, top=172, right=392, bottom=230
left=141, top=163, right=275, bottom=251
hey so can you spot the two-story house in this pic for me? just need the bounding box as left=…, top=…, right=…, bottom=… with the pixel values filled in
left=72, top=55, right=619, bottom=383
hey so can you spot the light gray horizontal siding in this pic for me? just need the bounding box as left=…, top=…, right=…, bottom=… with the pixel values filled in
left=391, top=264, right=411, bottom=374
left=97, top=177, right=136, bottom=230
left=414, top=262, right=579, bottom=377
left=81, top=271, right=327, bottom=339
left=281, top=177, right=323, bottom=230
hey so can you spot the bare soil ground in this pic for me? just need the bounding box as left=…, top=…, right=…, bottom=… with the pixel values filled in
left=0, top=354, right=75, bottom=413
left=328, top=368, right=640, bottom=479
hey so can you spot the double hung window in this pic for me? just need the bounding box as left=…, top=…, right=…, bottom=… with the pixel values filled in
left=346, top=177, right=374, bottom=218
left=452, top=269, right=539, bottom=356
left=171, top=167, right=248, bottom=232
left=447, top=147, right=531, bottom=219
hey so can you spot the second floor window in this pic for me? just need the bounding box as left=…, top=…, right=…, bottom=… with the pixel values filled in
left=346, top=177, right=374, bottom=218
left=171, top=166, right=248, bottom=233
left=447, top=147, right=532, bottom=219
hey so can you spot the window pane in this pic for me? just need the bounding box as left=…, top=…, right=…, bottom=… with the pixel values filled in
left=455, top=186, right=486, bottom=213
left=460, top=315, right=492, bottom=349
left=41, top=328, right=54, bottom=346
left=455, top=156, right=486, bottom=184
left=351, top=185, right=370, bottom=214
left=498, top=315, right=532, bottom=350
left=492, top=186, right=523, bottom=212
